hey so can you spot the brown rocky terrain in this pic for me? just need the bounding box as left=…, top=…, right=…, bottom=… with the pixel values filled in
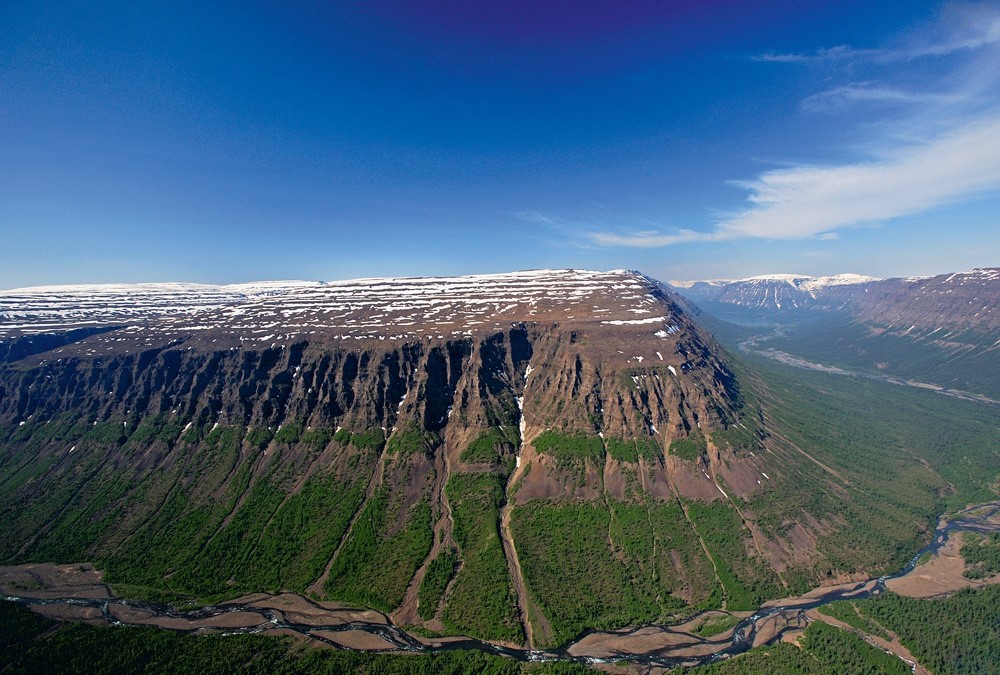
left=670, top=267, right=999, bottom=333
left=0, top=268, right=975, bottom=650
left=672, top=267, right=1000, bottom=399
left=855, top=268, right=1000, bottom=334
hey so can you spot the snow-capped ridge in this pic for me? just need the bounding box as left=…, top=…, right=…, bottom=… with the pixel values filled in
left=670, top=273, right=880, bottom=290
left=0, top=269, right=674, bottom=343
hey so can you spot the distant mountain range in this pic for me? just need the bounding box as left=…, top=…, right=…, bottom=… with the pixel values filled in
left=1, top=267, right=998, bottom=658
left=669, top=273, right=881, bottom=313
left=669, top=268, right=999, bottom=331
left=671, top=267, right=1000, bottom=400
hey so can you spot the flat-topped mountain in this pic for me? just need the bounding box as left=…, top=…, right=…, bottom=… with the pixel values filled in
left=673, top=268, right=1000, bottom=399
left=669, top=273, right=881, bottom=314
left=670, top=268, right=999, bottom=331
left=0, top=269, right=760, bottom=648
left=1, top=268, right=985, bottom=650
left=856, top=267, right=1000, bottom=334
left=1, top=269, right=668, bottom=344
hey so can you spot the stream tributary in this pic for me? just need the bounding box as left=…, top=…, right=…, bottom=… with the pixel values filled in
left=5, top=501, right=1000, bottom=669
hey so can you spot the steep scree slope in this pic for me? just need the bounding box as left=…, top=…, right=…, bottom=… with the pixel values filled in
left=0, top=269, right=959, bottom=648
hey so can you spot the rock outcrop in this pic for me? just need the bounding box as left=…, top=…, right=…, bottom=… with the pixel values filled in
left=0, top=269, right=891, bottom=648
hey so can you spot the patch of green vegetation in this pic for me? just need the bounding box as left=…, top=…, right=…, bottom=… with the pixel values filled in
left=386, top=423, right=438, bottom=457
left=669, top=432, right=707, bottom=461
left=710, top=422, right=760, bottom=456
left=128, top=415, right=187, bottom=445
left=605, top=437, right=661, bottom=463
left=180, top=421, right=205, bottom=443
left=443, top=473, right=523, bottom=643
left=532, top=430, right=604, bottom=464
left=301, top=427, right=332, bottom=450
left=235, top=474, right=366, bottom=593
left=173, top=475, right=289, bottom=596
left=0, top=600, right=53, bottom=651
left=84, top=420, right=128, bottom=445
left=748, top=342, right=1000, bottom=512
left=605, top=438, right=635, bottom=462
left=204, top=423, right=244, bottom=453
left=766, top=313, right=1000, bottom=400
left=635, top=438, right=661, bottom=462
left=28, top=476, right=134, bottom=562
left=679, top=619, right=908, bottom=674
left=333, top=428, right=385, bottom=452
left=647, top=501, right=719, bottom=609
left=418, top=547, right=458, bottom=621
left=512, top=500, right=683, bottom=647
left=460, top=427, right=518, bottom=465
left=817, top=601, right=889, bottom=639
left=691, top=613, right=740, bottom=638
left=960, top=532, right=1000, bottom=579
left=723, top=351, right=1000, bottom=588
left=350, top=428, right=385, bottom=451
left=246, top=427, right=274, bottom=449
left=853, top=586, right=1000, bottom=675
left=800, top=620, right=909, bottom=674
left=0, top=417, right=374, bottom=605
left=685, top=501, right=781, bottom=611
left=324, top=485, right=434, bottom=612
left=274, top=422, right=303, bottom=444
left=606, top=499, right=699, bottom=614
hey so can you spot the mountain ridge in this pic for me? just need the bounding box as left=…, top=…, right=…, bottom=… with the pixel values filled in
left=2, top=267, right=994, bottom=651
left=0, top=268, right=768, bottom=648
left=669, top=267, right=999, bottom=330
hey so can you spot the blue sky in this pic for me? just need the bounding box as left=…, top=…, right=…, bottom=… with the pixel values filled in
left=1, top=1, right=998, bottom=287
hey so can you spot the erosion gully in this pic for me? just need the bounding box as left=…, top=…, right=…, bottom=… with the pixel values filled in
left=6, top=501, right=1000, bottom=670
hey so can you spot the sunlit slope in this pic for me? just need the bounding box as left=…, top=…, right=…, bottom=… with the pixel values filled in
left=673, top=268, right=1000, bottom=399
left=0, top=270, right=997, bottom=650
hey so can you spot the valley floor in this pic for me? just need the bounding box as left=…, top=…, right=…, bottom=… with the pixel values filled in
left=4, top=499, right=1000, bottom=673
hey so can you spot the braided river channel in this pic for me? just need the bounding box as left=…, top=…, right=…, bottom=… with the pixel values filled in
left=5, top=501, right=1000, bottom=670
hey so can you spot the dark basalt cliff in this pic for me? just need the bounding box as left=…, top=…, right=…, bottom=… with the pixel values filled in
left=0, top=270, right=953, bottom=648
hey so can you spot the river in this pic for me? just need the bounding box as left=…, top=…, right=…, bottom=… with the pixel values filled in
left=738, top=332, right=1000, bottom=409
left=5, top=501, right=1000, bottom=670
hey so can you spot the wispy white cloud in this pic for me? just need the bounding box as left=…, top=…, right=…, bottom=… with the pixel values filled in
left=588, top=109, right=1000, bottom=248
left=588, top=229, right=721, bottom=248
left=514, top=210, right=558, bottom=226
left=587, top=1, right=1000, bottom=249
left=900, top=2, right=1000, bottom=58
left=717, top=116, right=1000, bottom=239
left=754, top=3, right=1000, bottom=64
left=752, top=45, right=876, bottom=63
left=801, top=84, right=961, bottom=112
left=718, top=1, right=1000, bottom=242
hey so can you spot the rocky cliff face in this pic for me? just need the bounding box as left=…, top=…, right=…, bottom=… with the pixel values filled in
left=670, top=274, right=881, bottom=316
left=0, top=270, right=905, bottom=648
left=853, top=268, right=1000, bottom=335
left=670, top=268, right=999, bottom=334
left=672, top=268, right=1000, bottom=399
left=0, top=270, right=743, bottom=448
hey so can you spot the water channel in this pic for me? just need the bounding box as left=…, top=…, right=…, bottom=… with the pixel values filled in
left=6, top=501, right=1000, bottom=670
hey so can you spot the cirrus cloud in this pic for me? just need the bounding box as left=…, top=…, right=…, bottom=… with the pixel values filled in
left=585, top=1, right=1000, bottom=250
left=717, top=115, right=1000, bottom=240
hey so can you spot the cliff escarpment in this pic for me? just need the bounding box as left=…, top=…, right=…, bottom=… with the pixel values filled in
left=0, top=269, right=960, bottom=648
